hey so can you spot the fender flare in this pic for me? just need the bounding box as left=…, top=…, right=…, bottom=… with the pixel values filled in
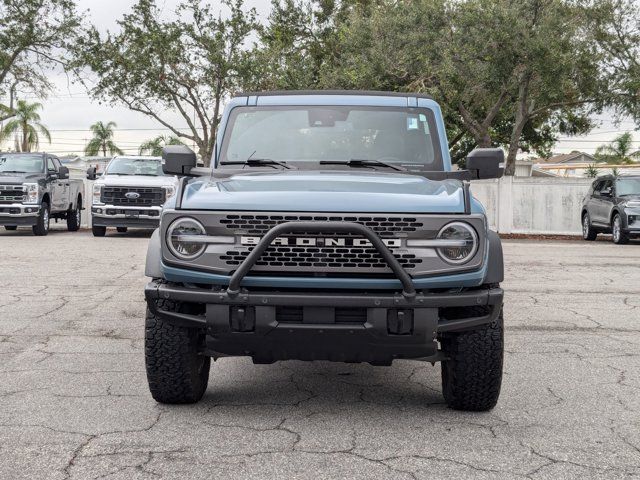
left=145, top=229, right=163, bottom=278
left=483, top=230, right=504, bottom=284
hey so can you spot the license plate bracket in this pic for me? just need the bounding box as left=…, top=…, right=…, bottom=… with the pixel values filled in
left=125, top=211, right=139, bottom=218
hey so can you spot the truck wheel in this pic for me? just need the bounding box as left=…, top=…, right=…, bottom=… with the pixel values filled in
left=4, top=226, right=17, bottom=231
left=67, top=201, right=81, bottom=232
left=612, top=214, right=629, bottom=245
left=582, top=212, right=597, bottom=241
left=92, top=225, right=106, bottom=237
left=32, top=202, right=50, bottom=236
left=116, top=227, right=128, bottom=233
left=145, top=299, right=210, bottom=404
left=440, top=308, right=503, bottom=411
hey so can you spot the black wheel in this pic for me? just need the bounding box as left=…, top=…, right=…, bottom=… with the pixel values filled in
left=582, top=212, right=597, bottom=241
left=92, top=225, right=106, bottom=237
left=612, top=214, right=629, bottom=245
left=32, top=202, right=50, bottom=236
left=440, top=307, right=504, bottom=411
left=4, top=226, right=17, bottom=231
left=116, top=227, right=128, bottom=233
left=145, top=299, right=210, bottom=404
left=67, top=200, right=81, bottom=232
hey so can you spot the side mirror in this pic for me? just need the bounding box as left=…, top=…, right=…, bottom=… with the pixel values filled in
left=163, top=145, right=197, bottom=176
left=466, top=148, right=504, bottom=180
left=86, top=166, right=97, bottom=180
left=58, top=166, right=69, bottom=180
left=601, top=187, right=612, bottom=197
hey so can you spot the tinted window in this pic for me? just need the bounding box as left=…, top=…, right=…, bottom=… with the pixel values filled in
left=0, top=154, right=44, bottom=173
left=220, top=106, right=443, bottom=169
left=47, top=157, right=57, bottom=172
left=106, top=158, right=166, bottom=176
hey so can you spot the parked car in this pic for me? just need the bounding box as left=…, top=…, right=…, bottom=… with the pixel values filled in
left=88, top=156, right=178, bottom=236
left=582, top=174, right=640, bottom=244
left=0, top=152, right=84, bottom=236
left=143, top=91, right=505, bottom=411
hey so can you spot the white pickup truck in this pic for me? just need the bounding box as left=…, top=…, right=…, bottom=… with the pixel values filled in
left=88, top=156, right=178, bottom=236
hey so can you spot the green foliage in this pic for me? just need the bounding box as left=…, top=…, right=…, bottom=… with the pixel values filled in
left=0, top=0, right=83, bottom=121
left=594, top=132, right=640, bottom=165
left=139, top=135, right=185, bottom=156
left=585, top=164, right=600, bottom=178
left=0, top=100, right=51, bottom=152
left=611, top=167, right=620, bottom=177
left=84, top=121, right=123, bottom=157
left=73, top=0, right=259, bottom=166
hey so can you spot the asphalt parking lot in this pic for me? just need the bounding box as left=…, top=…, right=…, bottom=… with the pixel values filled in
left=1, top=228, right=639, bottom=480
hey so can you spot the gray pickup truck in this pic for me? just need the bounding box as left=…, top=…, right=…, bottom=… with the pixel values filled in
left=0, top=152, right=84, bottom=235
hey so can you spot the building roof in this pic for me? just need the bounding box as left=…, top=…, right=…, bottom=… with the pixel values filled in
left=534, top=151, right=596, bottom=164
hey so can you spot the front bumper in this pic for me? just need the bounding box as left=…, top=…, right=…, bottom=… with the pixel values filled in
left=0, top=204, right=40, bottom=226
left=92, top=205, right=161, bottom=229
left=145, top=280, right=503, bottom=364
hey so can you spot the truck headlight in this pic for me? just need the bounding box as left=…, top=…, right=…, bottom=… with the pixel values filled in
left=436, top=222, right=478, bottom=264
left=163, top=185, right=176, bottom=200
left=23, top=183, right=39, bottom=204
left=167, top=218, right=207, bottom=259
left=93, top=184, right=103, bottom=204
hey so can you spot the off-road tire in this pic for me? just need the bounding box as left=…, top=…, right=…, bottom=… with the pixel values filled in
left=582, top=212, right=597, bottom=241
left=440, top=307, right=503, bottom=411
left=32, top=202, right=50, bottom=236
left=612, top=214, right=629, bottom=245
left=92, top=225, right=106, bottom=237
left=4, top=226, right=17, bottom=231
left=145, top=299, right=210, bottom=404
left=116, top=227, right=128, bottom=233
left=67, top=201, right=81, bottom=232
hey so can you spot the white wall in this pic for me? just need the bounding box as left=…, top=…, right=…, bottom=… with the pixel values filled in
left=472, top=176, right=592, bottom=235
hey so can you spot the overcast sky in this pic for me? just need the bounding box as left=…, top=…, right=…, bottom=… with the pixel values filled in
left=7, top=0, right=640, bottom=158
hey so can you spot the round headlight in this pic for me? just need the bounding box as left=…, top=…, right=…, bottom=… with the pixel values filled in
left=167, top=218, right=207, bottom=260
left=436, top=222, right=478, bottom=264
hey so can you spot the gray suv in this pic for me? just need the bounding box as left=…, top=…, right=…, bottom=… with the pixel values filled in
left=582, top=175, right=640, bottom=244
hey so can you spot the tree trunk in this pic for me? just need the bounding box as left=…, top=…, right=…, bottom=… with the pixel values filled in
left=102, top=143, right=106, bottom=157
left=22, top=122, right=28, bottom=152
left=505, top=75, right=531, bottom=176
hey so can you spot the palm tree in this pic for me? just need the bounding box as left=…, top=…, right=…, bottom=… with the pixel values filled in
left=594, top=133, right=640, bottom=165
left=0, top=100, right=51, bottom=152
left=85, top=121, right=124, bottom=156
left=585, top=164, right=599, bottom=178
left=138, top=135, right=185, bottom=156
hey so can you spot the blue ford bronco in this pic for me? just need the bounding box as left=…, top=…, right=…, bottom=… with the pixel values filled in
left=144, top=91, right=505, bottom=411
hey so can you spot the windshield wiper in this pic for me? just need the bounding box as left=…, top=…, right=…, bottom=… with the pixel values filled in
left=220, top=158, right=292, bottom=170
left=0, top=170, right=28, bottom=173
left=319, top=159, right=406, bottom=172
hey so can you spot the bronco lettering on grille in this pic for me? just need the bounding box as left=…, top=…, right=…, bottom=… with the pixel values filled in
left=240, top=236, right=402, bottom=248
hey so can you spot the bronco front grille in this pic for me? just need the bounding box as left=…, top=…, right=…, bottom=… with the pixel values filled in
left=101, top=186, right=165, bottom=206
left=0, top=185, right=25, bottom=204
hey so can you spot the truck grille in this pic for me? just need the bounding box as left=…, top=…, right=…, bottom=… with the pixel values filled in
left=101, top=186, right=165, bottom=206
left=0, top=185, right=25, bottom=204
left=216, top=214, right=426, bottom=274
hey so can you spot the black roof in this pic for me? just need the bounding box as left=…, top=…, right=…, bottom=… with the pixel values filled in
left=596, top=174, right=640, bottom=179
left=237, top=90, right=434, bottom=100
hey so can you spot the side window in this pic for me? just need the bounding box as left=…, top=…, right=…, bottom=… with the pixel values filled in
left=53, top=158, right=62, bottom=170
left=592, top=180, right=604, bottom=195
left=47, top=157, right=57, bottom=173
left=600, top=180, right=613, bottom=196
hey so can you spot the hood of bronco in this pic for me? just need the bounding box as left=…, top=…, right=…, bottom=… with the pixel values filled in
left=178, top=170, right=478, bottom=214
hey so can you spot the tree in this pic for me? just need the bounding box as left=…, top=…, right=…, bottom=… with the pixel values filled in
left=0, top=100, right=51, bottom=151
left=594, top=132, right=640, bottom=164
left=287, top=0, right=608, bottom=173
left=74, top=0, right=259, bottom=166
left=585, top=164, right=600, bottom=178
left=84, top=121, right=123, bottom=157
left=0, top=0, right=83, bottom=122
left=139, top=135, right=185, bottom=156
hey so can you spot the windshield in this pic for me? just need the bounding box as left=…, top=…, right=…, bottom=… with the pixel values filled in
left=219, top=106, right=442, bottom=168
left=106, top=157, right=165, bottom=176
left=0, top=154, right=44, bottom=173
left=617, top=178, right=640, bottom=196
